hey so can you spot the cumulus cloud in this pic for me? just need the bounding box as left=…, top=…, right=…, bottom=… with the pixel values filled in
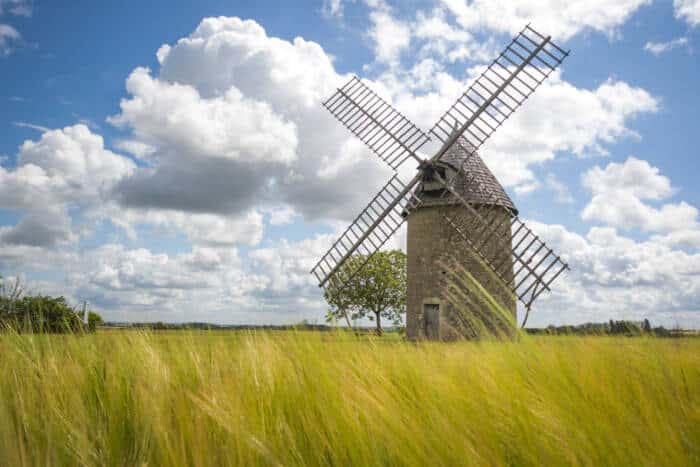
left=674, top=0, right=700, bottom=26
left=365, top=1, right=411, bottom=66
left=582, top=156, right=673, bottom=200
left=69, top=244, right=267, bottom=316
left=442, top=0, right=651, bottom=40
left=109, top=208, right=265, bottom=247
left=17, top=124, right=135, bottom=199
left=456, top=74, right=657, bottom=192
left=109, top=68, right=298, bottom=166
left=0, top=207, right=75, bottom=247
left=111, top=16, right=392, bottom=224
left=529, top=221, right=700, bottom=327
left=0, top=125, right=135, bottom=247
left=66, top=239, right=324, bottom=322
left=581, top=157, right=699, bottom=232
left=413, top=8, right=499, bottom=63
left=2, top=14, right=686, bottom=326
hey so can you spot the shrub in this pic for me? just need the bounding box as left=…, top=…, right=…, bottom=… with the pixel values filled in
left=1, top=275, right=103, bottom=333
left=2, top=295, right=84, bottom=333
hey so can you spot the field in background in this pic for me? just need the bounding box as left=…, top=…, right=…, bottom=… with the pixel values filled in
left=1, top=331, right=698, bottom=466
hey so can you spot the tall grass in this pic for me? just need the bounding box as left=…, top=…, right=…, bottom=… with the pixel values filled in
left=0, top=330, right=698, bottom=466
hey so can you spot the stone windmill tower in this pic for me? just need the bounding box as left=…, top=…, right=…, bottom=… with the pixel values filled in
left=311, top=25, right=570, bottom=339
left=406, top=138, right=518, bottom=339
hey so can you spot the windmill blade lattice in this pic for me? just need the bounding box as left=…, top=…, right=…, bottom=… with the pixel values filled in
left=430, top=24, right=568, bottom=156
left=311, top=175, right=422, bottom=289
left=324, top=76, right=431, bottom=170
left=438, top=140, right=568, bottom=315
left=443, top=206, right=568, bottom=310
left=312, top=24, right=572, bottom=323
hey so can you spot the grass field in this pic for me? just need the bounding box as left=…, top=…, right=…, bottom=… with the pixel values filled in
left=0, top=330, right=698, bottom=466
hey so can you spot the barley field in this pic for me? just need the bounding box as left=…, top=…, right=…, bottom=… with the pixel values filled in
left=0, top=330, right=698, bottom=466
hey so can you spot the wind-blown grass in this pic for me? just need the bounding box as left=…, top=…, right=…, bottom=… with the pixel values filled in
left=0, top=330, right=698, bottom=466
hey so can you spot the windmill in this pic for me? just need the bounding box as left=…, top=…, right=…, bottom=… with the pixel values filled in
left=311, top=24, right=570, bottom=339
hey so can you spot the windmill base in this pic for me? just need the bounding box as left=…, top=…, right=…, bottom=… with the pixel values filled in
left=406, top=204, right=516, bottom=340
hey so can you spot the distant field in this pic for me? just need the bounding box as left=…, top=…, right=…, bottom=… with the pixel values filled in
left=0, top=331, right=698, bottom=466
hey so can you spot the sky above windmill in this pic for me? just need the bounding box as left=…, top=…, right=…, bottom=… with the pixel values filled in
left=1, top=0, right=699, bottom=327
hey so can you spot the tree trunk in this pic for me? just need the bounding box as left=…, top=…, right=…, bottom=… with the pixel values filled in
left=341, top=309, right=353, bottom=330
left=375, top=311, right=382, bottom=336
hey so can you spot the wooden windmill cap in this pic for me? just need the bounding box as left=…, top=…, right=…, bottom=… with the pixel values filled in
left=416, top=137, right=518, bottom=215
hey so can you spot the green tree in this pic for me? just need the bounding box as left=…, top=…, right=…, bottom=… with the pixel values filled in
left=87, top=311, right=104, bottom=331
left=5, top=295, right=84, bottom=333
left=324, top=254, right=365, bottom=329
left=1, top=275, right=103, bottom=333
left=324, top=250, right=406, bottom=335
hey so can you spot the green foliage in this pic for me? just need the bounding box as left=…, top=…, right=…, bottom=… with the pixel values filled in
left=526, top=319, right=676, bottom=336
left=87, top=311, right=104, bottom=331
left=0, top=275, right=103, bottom=333
left=324, top=250, right=406, bottom=334
left=0, top=331, right=698, bottom=466
left=1, top=295, right=84, bottom=333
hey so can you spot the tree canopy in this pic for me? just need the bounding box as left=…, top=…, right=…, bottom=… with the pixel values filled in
left=324, top=250, right=406, bottom=335
left=1, top=275, right=103, bottom=333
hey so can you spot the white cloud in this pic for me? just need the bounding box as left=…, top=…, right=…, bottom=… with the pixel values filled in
left=0, top=207, right=75, bottom=247
left=109, top=67, right=298, bottom=165
left=674, top=0, right=700, bottom=26
left=583, top=193, right=697, bottom=232
left=367, top=2, right=411, bottom=66
left=644, top=37, right=689, bottom=55
left=249, top=235, right=330, bottom=295
left=528, top=221, right=700, bottom=328
left=473, top=75, right=659, bottom=192
left=68, top=244, right=268, bottom=316
left=0, top=0, right=31, bottom=17
left=109, top=208, right=265, bottom=247
left=17, top=125, right=135, bottom=198
left=64, top=238, right=328, bottom=323
left=2, top=15, right=686, bottom=327
left=582, top=156, right=673, bottom=200
left=114, top=139, right=156, bottom=159
left=0, top=125, right=135, bottom=247
left=0, top=23, right=20, bottom=56
left=266, top=206, right=297, bottom=225
left=581, top=157, right=698, bottom=232
left=413, top=8, right=499, bottom=63
left=111, top=16, right=392, bottom=223
left=13, top=121, right=49, bottom=132
left=322, top=0, right=346, bottom=18
left=0, top=124, right=134, bottom=211
left=442, top=0, right=652, bottom=40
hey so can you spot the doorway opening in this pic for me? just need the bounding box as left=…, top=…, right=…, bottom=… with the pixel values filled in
left=423, top=303, right=440, bottom=339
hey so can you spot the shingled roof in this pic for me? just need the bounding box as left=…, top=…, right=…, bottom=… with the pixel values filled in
left=414, top=137, right=517, bottom=214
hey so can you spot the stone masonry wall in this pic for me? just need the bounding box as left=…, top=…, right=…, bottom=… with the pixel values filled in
left=406, top=204, right=515, bottom=340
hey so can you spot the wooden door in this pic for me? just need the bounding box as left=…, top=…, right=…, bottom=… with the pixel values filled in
left=423, top=304, right=440, bottom=340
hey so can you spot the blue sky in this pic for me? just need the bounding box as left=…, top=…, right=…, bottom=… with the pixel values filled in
left=1, top=0, right=700, bottom=327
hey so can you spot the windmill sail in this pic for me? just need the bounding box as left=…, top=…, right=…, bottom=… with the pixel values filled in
left=311, top=175, right=422, bottom=288
left=313, top=24, right=571, bottom=320
left=324, top=76, right=431, bottom=170
left=437, top=140, right=568, bottom=315
left=430, top=24, right=568, bottom=158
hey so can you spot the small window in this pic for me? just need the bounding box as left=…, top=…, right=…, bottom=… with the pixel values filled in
left=422, top=165, right=447, bottom=192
